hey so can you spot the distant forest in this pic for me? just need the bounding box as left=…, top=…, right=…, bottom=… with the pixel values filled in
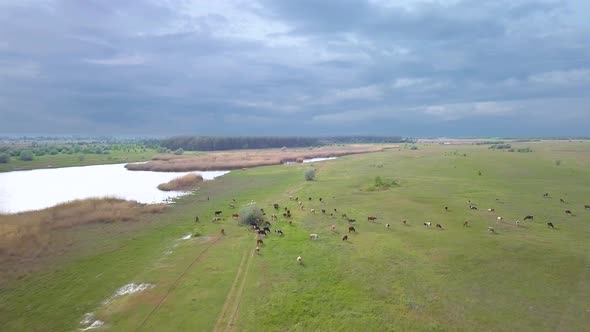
left=159, top=136, right=413, bottom=151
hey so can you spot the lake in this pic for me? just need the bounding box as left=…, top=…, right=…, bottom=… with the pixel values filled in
left=0, top=163, right=229, bottom=214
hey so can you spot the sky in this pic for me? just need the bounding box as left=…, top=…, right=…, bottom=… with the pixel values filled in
left=1, top=0, right=589, bottom=137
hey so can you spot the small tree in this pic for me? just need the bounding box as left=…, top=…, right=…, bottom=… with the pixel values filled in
left=304, top=168, right=316, bottom=181
left=19, top=150, right=34, bottom=161
left=0, top=153, right=9, bottom=163
left=174, top=148, right=184, bottom=155
left=238, top=205, right=265, bottom=226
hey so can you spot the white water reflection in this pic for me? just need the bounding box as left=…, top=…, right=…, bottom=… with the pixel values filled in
left=0, top=163, right=229, bottom=214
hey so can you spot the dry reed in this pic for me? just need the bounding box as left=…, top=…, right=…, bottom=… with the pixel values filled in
left=157, top=173, right=203, bottom=191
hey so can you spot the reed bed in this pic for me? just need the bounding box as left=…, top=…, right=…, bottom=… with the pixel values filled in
left=126, top=145, right=389, bottom=172
left=157, top=173, right=203, bottom=191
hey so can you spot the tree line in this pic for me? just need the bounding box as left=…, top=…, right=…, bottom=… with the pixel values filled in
left=160, top=136, right=412, bottom=151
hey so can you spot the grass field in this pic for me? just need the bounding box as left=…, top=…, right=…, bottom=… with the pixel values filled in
left=1, top=141, right=590, bottom=331
left=0, top=148, right=158, bottom=172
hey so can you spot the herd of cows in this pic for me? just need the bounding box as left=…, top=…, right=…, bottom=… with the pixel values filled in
left=195, top=193, right=590, bottom=265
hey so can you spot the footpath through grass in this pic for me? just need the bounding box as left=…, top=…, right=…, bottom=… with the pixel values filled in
left=2, top=141, right=590, bottom=331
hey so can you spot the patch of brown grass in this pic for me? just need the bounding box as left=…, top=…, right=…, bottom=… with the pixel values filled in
left=126, top=145, right=392, bottom=172
left=0, top=198, right=166, bottom=277
left=157, top=173, right=203, bottom=191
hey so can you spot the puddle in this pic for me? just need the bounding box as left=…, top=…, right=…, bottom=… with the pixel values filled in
left=79, top=313, right=104, bottom=331
left=103, top=283, right=154, bottom=304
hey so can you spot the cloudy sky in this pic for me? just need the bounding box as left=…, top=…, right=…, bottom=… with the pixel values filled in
left=1, top=0, right=589, bottom=137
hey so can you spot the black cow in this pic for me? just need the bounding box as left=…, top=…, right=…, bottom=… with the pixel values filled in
left=258, top=230, right=267, bottom=236
left=215, top=210, right=222, bottom=216
left=560, top=198, right=566, bottom=203
left=436, top=224, right=443, bottom=229
left=347, top=218, right=356, bottom=223
left=195, top=216, right=199, bottom=223
left=543, top=193, right=549, bottom=197
left=547, top=222, right=555, bottom=228
left=263, top=226, right=271, bottom=233
left=321, top=209, right=326, bottom=214
left=444, top=206, right=448, bottom=211
left=348, top=226, right=356, bottom=233
left=585, top=204, right=590, bottom=210
left=274, top=203, right=279, bottom=210
left=319, top=198, right=323, bottom=202
left=308, top=197, right=312, bottom=201
left=565, top=210, right=573, bottom=215
left=334, top=208, right=337, bottom=212
left=275, top=229, right=284, bottom=236
left=342, top=235, right=348, bottom=241
left=469, top=205, right=478, bottom=210
left=524, top=215, right=534, bottom=220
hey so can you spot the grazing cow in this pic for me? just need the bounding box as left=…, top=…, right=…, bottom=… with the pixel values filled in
left=215, top=210, right=222, bottom=216
left=311, top=209, right=315, bottom=214
left=263, top=221, right=272, bottom=226
left=331, top=225, right=336, bottom=231
left=232, top=213, right=239, bottom=218
left=275, top=229, right=284, bottom=236
left=319, top=198, right=323, bottom=202
left=524, top=215, right=534, bottom=220
left=260, top=208, right=265, bottom=213
left=300, top=205, right=305, bottom=211
left=497, top=217, right=503, bottom=222
left=515, top=220, right=520, bottom=226
left=287, top=212, right=292, bottom=218
left=255, top=246, right=260, bottom=254
left=321, top=209, right=326, bottom=214
left=565, top=210, right=573, bottom=215
left=271, top=214, right=277, bottom=221
left=283, top=212, right=287, bottom=217
left=560, top=199, right=566, bottom=203
left=547, top=222, right=555, bottom=228
left=257, top=239, right=264, bottom=245
left=285, top=207, right=288, bottom=211
left=330, top=213, right=334, bottom=217
left=308, top=197, right=312, bottom=201
left=585, top=204, right=590, bottom=210
left=445, top=206, right=448, bottom=211
left=436, top=224, right=443, bottom=229
left=309, top=233, right=319, bottom=240
left=488, top=208, right=495, bottom=212
left=295, top=197, right=298, bottom=201
left=221, top=228, right=225, bottom=235
left=348, top=226, right=356, bottom=233
left=263, top=226, right=271, bottom=233
left=289, top=195, right=294, bottom=200
left=195, top=216, right=199, bottom=223
left=341, top=213, right=348, bottom=219
left=347, top=218, right=356, bottom=223
left=298, top=201, right=303, bottom=206
left=402, top=220, right=407, bottom=225
left=334, top=208, right=338, bottom=212
left=386, top=223, right=390, bottom=228
left=469, top=205, right=478, bottom=210
left=342, top=235, right=348, bottom=241
left=423, top=222, right=432, bottom=228
left=368, top=216, right=377, bottom=222
left=488, top=226, right=495, bottom=233
left=297, top=256, right=302, bottom=264
left=543, top=193, right=549, bottom=197
left=258, top=230, right=266, bottom=236
left=211, top=217, right=221, bottom=222
left=463, top=221, right=469, bottom=227
left=274, top=203, right=279, bottom=210
left=288, top=220, right=293, bottom=225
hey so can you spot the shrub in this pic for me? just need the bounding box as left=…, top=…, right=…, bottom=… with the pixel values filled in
left=304, top=167, right=316, bottom=181
left=19, top=150, right=34, bottom=161
left=366, top=176, right=398, bottom=191
left=79, top=154, right=85, bottom=161
left=410, top=145, right=418, bottom=150
left=0, top=153, right=9, bottom=163
left=157, top=147, right=168, bottom=153
left=49, top=148, right=59, bottom=155
left=174, top=148, right=184, bottom=155
left=238, top=205, right=265, bottom=226
left=517, top=147, right=533, bottom=153
left=555, top=160, right=561, bottom=166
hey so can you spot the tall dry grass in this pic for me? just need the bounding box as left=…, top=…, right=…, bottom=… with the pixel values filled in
left=157, top=173, right=203, bottom=191
left=126, top=145, right=391, bottom=172
left=0, top=198, right=166, bottom=269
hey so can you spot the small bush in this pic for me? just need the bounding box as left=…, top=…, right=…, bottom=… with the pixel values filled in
left=238, top=205, right=265, bottom=226
left=157, top=147, right=168, bottom=153
left=555, top=160, right=561, bottom=166
left=19, top=150, right=34, bottom=161
left=366, top=176, right=398, bottom=191
left=79, top=154, right=85, bottom=161
left=410, top=145, right=418, bottom=150
left=304, top=168, right=316, bottom=181
left=174, top=148, right=184, bottom=155
left=0, top=153, right=9, bottom=163
left=517, top=147, right=533, bottom=153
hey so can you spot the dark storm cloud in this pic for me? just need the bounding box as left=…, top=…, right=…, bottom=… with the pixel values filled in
left=0, top=0, right=589, bottom=136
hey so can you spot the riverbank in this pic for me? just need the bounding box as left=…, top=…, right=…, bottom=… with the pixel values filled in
left=125, top=145, right=393, bottom=172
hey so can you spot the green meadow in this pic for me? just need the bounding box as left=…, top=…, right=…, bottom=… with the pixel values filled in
left=1, top=141, right=590, bottom=331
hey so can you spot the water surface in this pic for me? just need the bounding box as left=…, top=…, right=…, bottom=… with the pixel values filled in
left=0, top=163, right=229, bottom=214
